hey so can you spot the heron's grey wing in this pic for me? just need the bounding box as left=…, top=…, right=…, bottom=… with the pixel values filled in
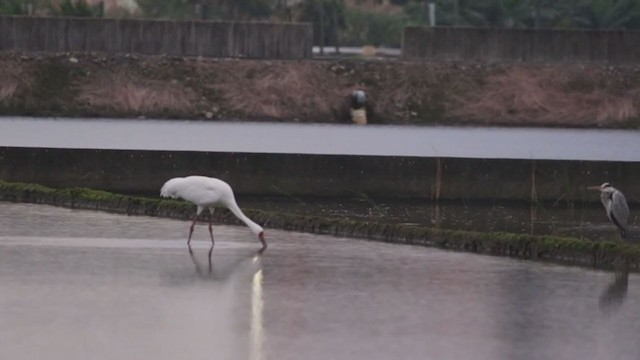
left=611, top=191, right=630, bottom=230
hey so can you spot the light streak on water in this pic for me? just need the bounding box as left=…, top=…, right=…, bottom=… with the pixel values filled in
left=250, top=268, right=264, bottom=360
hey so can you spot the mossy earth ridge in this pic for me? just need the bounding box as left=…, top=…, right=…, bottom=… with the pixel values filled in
left=1, top=180, right=639, bottom=272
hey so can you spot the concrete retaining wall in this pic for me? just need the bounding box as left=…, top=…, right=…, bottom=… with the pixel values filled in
left=0, top=16, right=313, bottom=59
left=403, top=26, right=640, bottom=63
left=1, top=147, right=638, bottom=204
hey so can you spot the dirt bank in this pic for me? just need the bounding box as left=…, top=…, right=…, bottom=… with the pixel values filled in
left=1, top=52, right=640, bottom=127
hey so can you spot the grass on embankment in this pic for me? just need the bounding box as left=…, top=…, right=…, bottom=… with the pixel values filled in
left=1, top=180, right=639, bottom=271
left=2, top=53, right=640, bottom=127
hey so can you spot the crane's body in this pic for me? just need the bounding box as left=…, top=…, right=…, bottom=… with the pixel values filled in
left=161, top=176, right=266, bottom=251
left=589, top=182, right=630, bottom=240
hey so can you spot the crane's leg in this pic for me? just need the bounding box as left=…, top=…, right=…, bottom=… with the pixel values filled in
left=208, top=207, right=216, bottom=246
left=188, top=215, right=198, bottom=246
left=188, top=207, right=204, bottom=246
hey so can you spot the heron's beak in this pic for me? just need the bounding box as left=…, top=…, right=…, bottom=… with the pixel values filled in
left=587, top=186, right=601, bottom=191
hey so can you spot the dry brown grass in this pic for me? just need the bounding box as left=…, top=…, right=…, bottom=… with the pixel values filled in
left=374, top=66, right=430, bottom=117
left=450, top=67, right=638, bottom=126
left=78, top=71, right=197, bottom=114
left=210, top=61, right=346, bottom=120
left=4, top=52, right=640, bottom=127
left=0, top=63, right=32, bottom=104
left=0, top=81, right=19, bottom=103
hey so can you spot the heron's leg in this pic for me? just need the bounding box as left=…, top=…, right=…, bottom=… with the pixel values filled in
left=188, top=207, right=204, bottom=246
left=208, top=207, right=216, bottom=246
left=207, top=245, right=213, bottom=273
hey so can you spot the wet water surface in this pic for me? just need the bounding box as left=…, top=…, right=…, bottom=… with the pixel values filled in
left=1, top=202, right=639, bottom=360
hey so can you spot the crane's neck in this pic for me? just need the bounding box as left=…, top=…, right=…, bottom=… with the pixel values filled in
left=226, top=200, right=263, bottom=235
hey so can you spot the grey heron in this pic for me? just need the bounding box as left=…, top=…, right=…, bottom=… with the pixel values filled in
left=588, top=182, right=630, bottom=240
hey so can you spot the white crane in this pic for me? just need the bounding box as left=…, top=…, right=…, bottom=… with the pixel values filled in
left=588, top=182, right=630, bottom=240
left=160, top=176, right=266, bottom=252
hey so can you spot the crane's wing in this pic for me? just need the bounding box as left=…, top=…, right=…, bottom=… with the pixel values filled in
left=161, top=176, right=229, bottom=205
left=610, top=191, right=630, bottom=230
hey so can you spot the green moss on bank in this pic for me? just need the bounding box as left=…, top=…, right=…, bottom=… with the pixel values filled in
left=1, top=180, right=638, bottom=271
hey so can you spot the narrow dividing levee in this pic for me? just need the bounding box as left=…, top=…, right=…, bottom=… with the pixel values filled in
left=1, top=180, right=639, bottom=272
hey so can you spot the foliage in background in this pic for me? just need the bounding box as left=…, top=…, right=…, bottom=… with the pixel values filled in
left=135, top=0, right=272, bottom=20
left=134, top=0, right=193, bottom=19
left=51, top=0, right=104, bottom=17
left=2, top=0, right=640, bottom=46
left=0, top=0, right=24, bottom=14
left=1, top=0, right=104, bottom=17
left=221, top=0, right=272, bottom=19
left=404, top=0, right=640, bottom=29
left=0, top=0, right=39, bottom=15
left=332, top=0, right=640, bottom=48
left=297, top=0, right=346, bottom=47
left=343, top=9, right=404, bottom=46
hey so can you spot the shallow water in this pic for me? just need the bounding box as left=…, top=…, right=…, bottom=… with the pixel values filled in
left=1, top=202, right=639, bottom=360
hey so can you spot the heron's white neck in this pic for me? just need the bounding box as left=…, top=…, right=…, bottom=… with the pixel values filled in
left=226, top=200, right=263, bottom=235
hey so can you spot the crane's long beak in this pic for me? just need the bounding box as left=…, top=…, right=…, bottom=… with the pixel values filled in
left=587, top=186, right=601, bottom=191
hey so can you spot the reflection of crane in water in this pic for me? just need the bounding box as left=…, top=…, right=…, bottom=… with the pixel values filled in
left=188, top=247, right=265, bottom=360
left=161, top=175, right=267, bottom=252
left=188, top=246, right=261, bottom=280
left=588, top=182, right=630, bottom=240
left=189, top=246, right=215, bottom=277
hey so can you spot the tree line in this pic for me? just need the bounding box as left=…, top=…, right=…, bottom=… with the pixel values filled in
left=402, top=0, right=640, bottom=30
left=1, top=0, right=639, bottom=47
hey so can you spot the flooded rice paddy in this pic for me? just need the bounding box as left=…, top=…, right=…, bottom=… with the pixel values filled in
left=1, top=202, right=639, bottom=360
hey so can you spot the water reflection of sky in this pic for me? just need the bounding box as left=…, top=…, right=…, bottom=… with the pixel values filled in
left=250, top=267, right=264, bottom=360
left=1, top=203, right=640, bottom=360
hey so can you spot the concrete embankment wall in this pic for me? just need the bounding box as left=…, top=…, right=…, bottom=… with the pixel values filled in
left=403, top=26, right=640, bottom=63
left=0, top=15, right=313, bottom=59
left=1, top=147, right=638, bottom=204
